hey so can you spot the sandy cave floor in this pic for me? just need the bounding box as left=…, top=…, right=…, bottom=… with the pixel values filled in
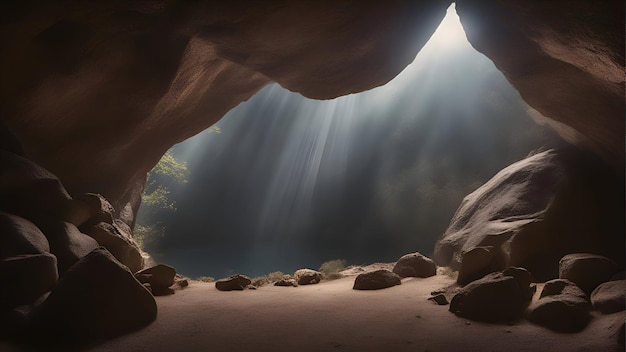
left=77, top=271, right=625, bottom=352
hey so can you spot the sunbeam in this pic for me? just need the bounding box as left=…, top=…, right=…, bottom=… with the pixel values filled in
left=138, top=4, right=559, bottom=278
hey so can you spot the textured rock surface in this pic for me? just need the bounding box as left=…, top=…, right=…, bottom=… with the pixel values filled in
left=559, top=253, right=618, bottom=295
left=435, top=149, right=624, bottom=281
left=294, top=269, right=322, bottom=285
left=353, top=270, right=401, bottom=290
left=215, top=274, right=252, bottom=291
left=84, top=222, right=144, bottom=273
left=0, top=1, right=449, bottom=217
left=527, top=279, right=592, bottom=333
left=456, top=0, right=624, bottom=168
left=0, top=212, right=50, bottom=258
left=40, top=220, right=99, bottom=274
left=392, top=252, right=437, bottom=278
left=591, top=280, right=625, bottom=314
left=449, top=270, right=532, bottom=322
left=28, top=248, right=156, bottom=345
left=456, top=246, right=501, bottom=285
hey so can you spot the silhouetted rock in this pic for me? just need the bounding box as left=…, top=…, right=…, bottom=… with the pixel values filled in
left=28, top=248, right=156, bottom=345
left=527, top=279, right=592, bottom=332
left=353, top=270, right=401, bottom=290
left=84, top=222, right=143, bottom=273
left=0, top=253, right=58, bottom=311
left=136, top=264, right=177, bottom=296
left=449, top=270, right=532, bottom=322
left=75, top=193, right=115, bottom=228
left=0, top=151, right=71, bottom=224
left=435, top=149, right=624, bottom=281
left=559, top=253, right=618, bottom=295
left=41, top=220, right=99, bottom=274
left=294, top=269, right=321, bottom=285
left=591, top=280, right=625, bottom=314
left=502, top=267, right=535, bottom=301
left=215, top=274, right=252, bottom=291
left=392, top=252, right=437, bottom=278
left=456, top=246, right=501, bottom=285
left=0, top=212, right=49, bottom=258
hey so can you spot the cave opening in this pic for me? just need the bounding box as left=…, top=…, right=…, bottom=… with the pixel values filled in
left=136, top=4, right=560, bottom=279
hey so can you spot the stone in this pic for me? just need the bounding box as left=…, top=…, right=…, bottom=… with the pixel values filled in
left=39, top=220, right=99, bottom=274
left=0, top=254, right=58, bottom=311
left=392, top=252, right=437, bottom=278
left=435, top=149, right=624, bottom=281
left=591, top=280, right=625, bottom=314
left=353, top=270, right=401, bottom=290
left=428, top=294, right=449, bottom=305
left=135, top=264, right=177, bottom=291
left=0, top=151, right=71, bottom=224
left=215, top=274, right=252, bottom=291
left=274, top=278, right=298, bottom=287
left=61, top=198, right=92, bottom=228
left=502, top=267, right=535, bottom=301
left=28, top=248, right=156, bottom=344
left=527, top=279, right=592, bottom=333
left=294, top=269, right=322, bottom=285
left=84, top=222, right=144, bottom=273
left=75, top=193, right=116, bottom=228
left=456, top=246, right=500, bottom=285
left=0, top=211, right=49, bottom=258
left=559, top=253, right=618, bottom=295
left=449, top=271, right=531, bottom=322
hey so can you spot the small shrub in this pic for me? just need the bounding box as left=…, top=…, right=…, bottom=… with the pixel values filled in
left=319, top=259, right=347, bottom=280
left=267, top=271, right=288, bottom=282
left=197, top=276, right=215, bottom=283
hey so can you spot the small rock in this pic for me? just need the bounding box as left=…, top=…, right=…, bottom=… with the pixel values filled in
left=428, top=293, right=449, bottom=305
left=559, top=253, right=618, bottom=295
left=353, top=269, right=401, bottom=290
left=527, top=279, right=592, bottom=332
left=591, top=280, right=625, bottom=314
left=135, top=264, right=176, bottom=291
left=275, top=278, right=298, bottom=287
left=215, top=274, right=252, bottom=291
left=392, top=252, right=437, bottom=278
left=294, top=268, right=322, bottom=285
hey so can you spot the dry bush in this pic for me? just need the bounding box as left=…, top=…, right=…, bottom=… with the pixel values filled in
left=319, top=259, right=347, bottom=280
left=197, top=276, right=215, bottom=283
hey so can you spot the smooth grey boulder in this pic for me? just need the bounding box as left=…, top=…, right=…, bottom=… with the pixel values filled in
left=559, top=253, right=618, bottom=295
left=591, top=280, right=625, bottom=314
left=353, top=270, right=401, bottom=290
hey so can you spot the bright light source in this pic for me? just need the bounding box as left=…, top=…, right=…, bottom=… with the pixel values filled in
left=426, top=3, right=467, bottom=49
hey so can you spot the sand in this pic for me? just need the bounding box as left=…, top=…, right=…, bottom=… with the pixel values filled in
left=79, top=268, right=624, bottom=352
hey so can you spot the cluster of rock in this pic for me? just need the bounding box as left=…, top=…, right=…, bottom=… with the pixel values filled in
left=353, top=252, right=437, bottom=290
left=215, top=269, right=323, bottom=291
left=445, top=252, right=623, bottom=333
left=0, top=150, right=182, bottom=347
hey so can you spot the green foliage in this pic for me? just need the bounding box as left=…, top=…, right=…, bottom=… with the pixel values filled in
left=149, top=150, right=189, bottom=186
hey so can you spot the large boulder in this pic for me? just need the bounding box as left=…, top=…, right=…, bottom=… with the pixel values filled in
left=215, top=274, right=252, bottom=291
left=83, top=222, right=143, bottom=273
left=294, top=269, right=322, bottom=285
left=392, top=252, right=437, bottom=278
left=435, top=149, right=624, bottom=281
left=28, top=248, right=156, bottom=345
left=527, top=279, right=592, bottom=332
left=456, top=246, right=502, bottom=285
left=0, top=151, right=71, bottom=224
left=449, top=270, right=532, bottom=322
left=559, top=253, right=618, bottom=295
left=75, top=193, right=115, bottom=228
left=39, top=220, right=99, bottom=274
left=135, top=264, right=177, bottom=295
left=0, top=253, right=58, bottom=311
left=353, top=270, right=401, bottom=290
left=591, top=280, right=625, bottom=314
left=0, top=211, right=49, bottom=258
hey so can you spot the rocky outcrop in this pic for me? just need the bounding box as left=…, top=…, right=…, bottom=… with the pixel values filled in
left=435, top=149, right=624, bottom=281
left=215, top=274, right=252, bottom=291
left=591, top=280, right=625, bottom=314
left=353, top=270, right=401, bottom=290
left=449, top=268, right=533, bottom=322
left=456, top=0, right=625, bottom=168
left=526, top=279, right=592, bottom=332
left=559, top=253, right=618, bottom=295
left=392, top=252, right=437, bottom=278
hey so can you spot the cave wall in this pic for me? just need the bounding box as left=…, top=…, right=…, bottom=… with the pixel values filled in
left=0, top=0, right=623, bottom=224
